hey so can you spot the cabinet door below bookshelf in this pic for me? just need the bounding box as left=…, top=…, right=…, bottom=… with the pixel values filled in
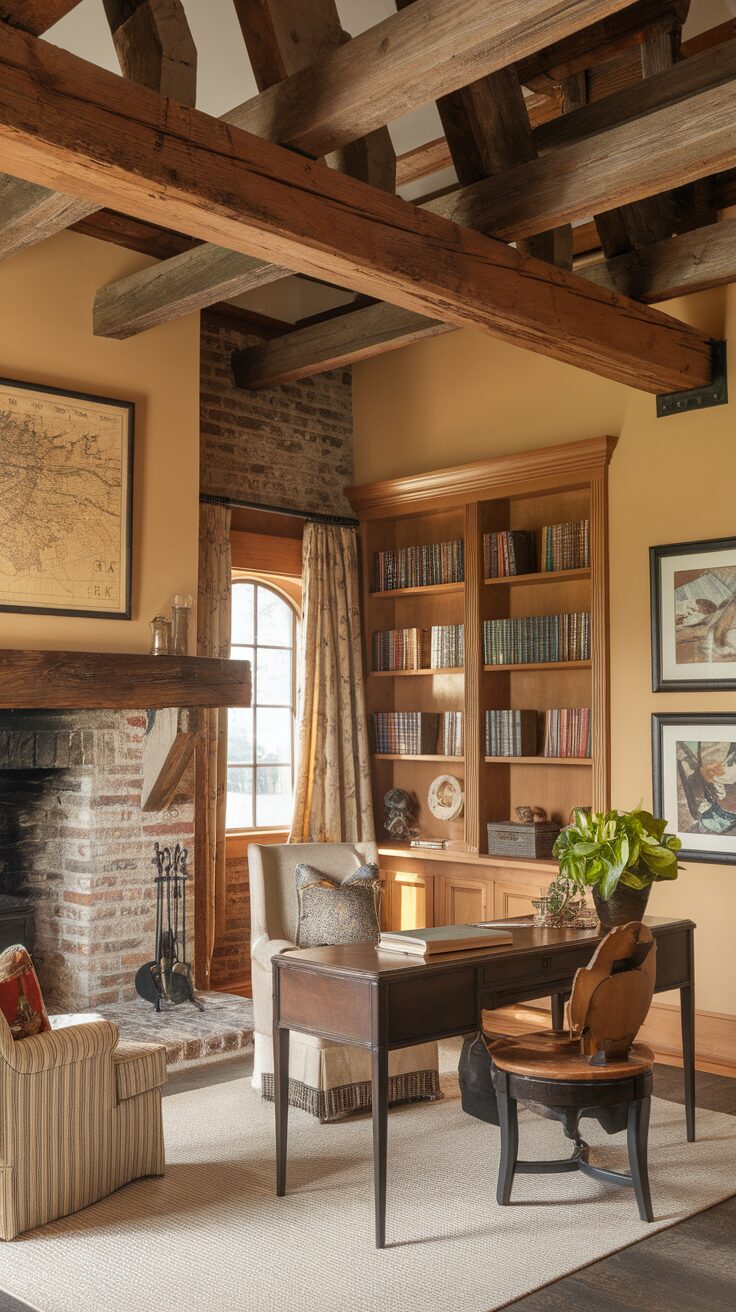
left=493, top=880, right=547, bottom=920
left=382, top=868, right=434, bottom=932
left=438, top=873, right=493, bottom=925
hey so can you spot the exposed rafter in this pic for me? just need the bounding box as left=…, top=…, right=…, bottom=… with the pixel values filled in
left=0, top=0, right=196, bottom=263
left=0, top=24, right=713, bottom=395
left=0, top=1, right=81, bottom=34
left=232, top=217, right=736, bottom=387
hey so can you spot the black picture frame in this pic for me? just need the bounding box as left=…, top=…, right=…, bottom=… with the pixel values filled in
left=650, top=535, right=736, bottom=692
left=652, top=712, right=736, bottom=865
left=0, top=376, right=134, bottom=620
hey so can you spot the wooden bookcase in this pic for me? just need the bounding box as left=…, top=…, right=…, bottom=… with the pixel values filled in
left=347, top=435, right=615, bottom=931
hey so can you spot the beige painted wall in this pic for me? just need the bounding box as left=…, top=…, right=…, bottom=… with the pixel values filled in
left=353, top=286, right=736, bottom=1018
left=0, top=231, right=200, bottom=652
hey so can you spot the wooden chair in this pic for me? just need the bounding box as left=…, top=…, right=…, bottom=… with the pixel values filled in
left=487, top=921, right=657, bottom=1222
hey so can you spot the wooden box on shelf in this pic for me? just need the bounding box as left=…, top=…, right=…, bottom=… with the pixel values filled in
left=348, top=435, right=614, bottom=932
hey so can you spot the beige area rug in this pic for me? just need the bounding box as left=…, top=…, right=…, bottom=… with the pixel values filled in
left=2, top=1075, right=736, bottom=1312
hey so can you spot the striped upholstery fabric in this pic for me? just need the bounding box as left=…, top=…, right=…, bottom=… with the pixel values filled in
left=115, top=1041, right=167, bottom=1101
left=0, top=1014, right=166, bottom=1240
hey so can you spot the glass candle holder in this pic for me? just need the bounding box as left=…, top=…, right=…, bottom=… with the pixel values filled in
left=171, top=594, right=193, bottom=656
left=150, top=615, right=171, bottom=655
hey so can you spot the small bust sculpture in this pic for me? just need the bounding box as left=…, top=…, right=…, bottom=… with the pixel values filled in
left=384, top=787, right=419, bottom=843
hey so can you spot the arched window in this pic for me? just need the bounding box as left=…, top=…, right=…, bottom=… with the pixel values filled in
left=227, top=578, right=299, bottom=831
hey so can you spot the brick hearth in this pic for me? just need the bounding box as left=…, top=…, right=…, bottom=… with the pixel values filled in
left=0, top=708, right=194, bottom=1012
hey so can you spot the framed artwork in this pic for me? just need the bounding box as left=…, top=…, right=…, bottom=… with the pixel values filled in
left=650, top=536, right=736, bottom=691
left=0, top=377, right=134, bottom=620
left=652, top=713, right=736, bottom=864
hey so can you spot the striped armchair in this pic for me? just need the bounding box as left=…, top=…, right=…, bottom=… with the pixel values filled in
left=0, top=1013, right=166, bottom=1239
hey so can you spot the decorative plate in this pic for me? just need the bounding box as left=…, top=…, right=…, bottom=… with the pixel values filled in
left=428, top=774, right=464, bottom=821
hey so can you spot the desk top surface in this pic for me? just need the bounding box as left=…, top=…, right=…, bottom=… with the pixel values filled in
left=275, top=916, right=694, bottom=981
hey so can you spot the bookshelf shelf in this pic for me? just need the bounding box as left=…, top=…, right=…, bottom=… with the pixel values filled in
left=484, top=568, right=591, bottom=588
left=484, top=660, right=592, bottom=672
left=373, top=753, right=464, bottom=762
left=484, top=756, right=592, bottom=766
left=369, top=581, right=464, bottom=598
left=350, top=434, right=614, bottom=915
left=369, top=667, right=464, bottom=677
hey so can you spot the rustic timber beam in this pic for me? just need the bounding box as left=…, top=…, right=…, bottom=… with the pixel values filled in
left=0, top=1, right=81, bottom=33
left=0, top=0, right=196, bottom=262
left=223, top=0, right=645, bottom=156
left=428, top=45, right=736, bottom=239
left=233, top=219, right=736, bottom=386
left=0, top=24, right=712, bottom=395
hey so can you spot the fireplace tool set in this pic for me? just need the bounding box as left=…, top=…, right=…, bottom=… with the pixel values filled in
left=135, top=842, right=203, bottom=1012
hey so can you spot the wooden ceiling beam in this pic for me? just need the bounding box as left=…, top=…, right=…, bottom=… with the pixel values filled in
left=428, top=44, right=736, bottom=239
left=223, top=0, right=647, bottom=156
left=0, top=24, right=712, bottom=395
left=232, top=217, right=736, bottom=386
left=0, top=0, right=197, bottom=262
left=0, top=1, right=81, bottom=34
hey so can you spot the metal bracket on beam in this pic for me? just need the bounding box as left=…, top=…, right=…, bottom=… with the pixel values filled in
left=656, top=340, right=727, bottom=418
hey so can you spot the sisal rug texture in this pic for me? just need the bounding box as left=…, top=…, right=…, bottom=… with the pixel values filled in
left=2, top=1076, right=735, bottom=1312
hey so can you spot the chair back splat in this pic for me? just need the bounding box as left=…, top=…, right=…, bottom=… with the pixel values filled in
left=569, top=921, right=656, bottom=1065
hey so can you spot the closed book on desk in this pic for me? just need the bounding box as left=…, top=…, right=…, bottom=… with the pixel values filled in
left=378, top=924, right=513, bottom=957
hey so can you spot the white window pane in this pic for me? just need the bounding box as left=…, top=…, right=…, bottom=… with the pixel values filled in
left=257, top=647, right=291, bottom=706
left=256, top=707, right=292, bottom=763
left=227, top=767, right=253, bottom=828
left=232, top=584, right=254, bottom=644
left=257, top=586, right=293, bottom=645
left=229, top=708, right=253, bottom=764
left=255, top=766, right=293, bottom=827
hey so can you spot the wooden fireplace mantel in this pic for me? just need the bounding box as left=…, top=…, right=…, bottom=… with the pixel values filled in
left=0, top=649, right=251, bottom=710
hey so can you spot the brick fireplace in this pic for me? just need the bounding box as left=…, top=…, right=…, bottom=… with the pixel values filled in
left=0, top=709, right=194, bottom=1012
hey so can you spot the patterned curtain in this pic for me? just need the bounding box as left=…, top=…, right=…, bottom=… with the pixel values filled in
left=195, top=503, right=232, bottom=988
left=290, top=523, right=374, bottom=844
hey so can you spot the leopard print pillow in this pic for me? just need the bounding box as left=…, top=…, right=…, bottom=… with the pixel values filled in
left=295, top=863, right=381, bottom=949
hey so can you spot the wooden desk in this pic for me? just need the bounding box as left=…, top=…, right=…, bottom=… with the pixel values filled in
left=272, top=916, right=695, bottom=1248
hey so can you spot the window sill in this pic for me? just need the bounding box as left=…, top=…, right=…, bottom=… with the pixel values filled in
left=226, top=829, right=289, bottom=857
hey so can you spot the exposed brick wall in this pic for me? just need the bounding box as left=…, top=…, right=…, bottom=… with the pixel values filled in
left=200, top=318, right=354, bottom=516
left=0, top=710, right=194, bottom=1012
left=210, top=852, right=251, bottom=996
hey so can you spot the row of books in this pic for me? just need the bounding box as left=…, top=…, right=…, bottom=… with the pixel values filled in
left=371, top=539, right=464, bottom=591
left=483, top=612, right=590, bottom=665
left=485, top=710, right=537, bottom=757
left=372, top=711, right=463, bottom=756
left=483, top=520, right=590, bottom=579
left=542, top=520, right=590, bottom=573
left=542, top=707, right=591, bottom=758
left=372, top=625, right=465, bottom=671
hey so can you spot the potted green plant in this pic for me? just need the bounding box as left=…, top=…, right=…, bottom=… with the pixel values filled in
left=553, top=806, right=682, bottom=930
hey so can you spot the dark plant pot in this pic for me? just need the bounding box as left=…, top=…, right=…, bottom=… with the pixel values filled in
left=593, top=883, right=652, bottom=930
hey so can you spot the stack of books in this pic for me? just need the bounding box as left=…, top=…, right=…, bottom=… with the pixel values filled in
left=483, top=611, right=591, bottom=665
left=542, top=707, right=592, bottom=758
left=483, top=530, right=536, bottom=578
left=438, top=711, right=463, bottom=756
left=430, top=624, right=464, bottom=668
left=541, top=519, right=590, bottom=572
left=485, top=710, right=538, bottom=756
left=371, top=539, right=464, bottom=591
left=372, top=627, right=430, bottom=671
left=372, top=712, right=440, bottom=754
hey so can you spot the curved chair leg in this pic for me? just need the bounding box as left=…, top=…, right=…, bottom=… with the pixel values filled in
left=627, top=1096, right=653, bottom=1222
left=496, top=1073, right=519, bottom=1206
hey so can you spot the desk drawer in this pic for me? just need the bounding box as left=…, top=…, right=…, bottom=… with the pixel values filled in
left=481, top=946, right=596, bottom=991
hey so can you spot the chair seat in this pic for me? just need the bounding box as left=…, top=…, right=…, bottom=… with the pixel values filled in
left=114, top=1040, right=167, bottom=1101
left=489, top=1030, right=654, bottom=1081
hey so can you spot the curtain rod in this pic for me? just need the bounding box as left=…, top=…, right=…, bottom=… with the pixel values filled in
left=199, top=492, right=359, bottom=528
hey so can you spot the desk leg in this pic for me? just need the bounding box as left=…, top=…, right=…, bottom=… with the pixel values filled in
left=551, top=993, right=567, bottom=1032
left=274, top=1024, right=289, bottom=1195
left=372, top=1045, right=388, bottom=1249
left=680, top=984, right=695, bottom=1143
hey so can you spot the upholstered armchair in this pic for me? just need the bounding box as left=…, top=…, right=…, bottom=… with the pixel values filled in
left=249, top=841, right=441, bottom=1121
left=0, top=1013, right=166, bottom=1239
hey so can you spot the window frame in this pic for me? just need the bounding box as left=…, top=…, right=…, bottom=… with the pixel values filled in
left=227, top=574, right=300, bottom=835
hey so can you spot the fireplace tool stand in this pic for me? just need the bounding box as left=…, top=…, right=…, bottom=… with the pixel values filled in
left=135, top=842, right=204, bottom=1012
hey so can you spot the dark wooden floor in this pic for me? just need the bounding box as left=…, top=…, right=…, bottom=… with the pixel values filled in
left=0, top=1059, right=733, bottom=1312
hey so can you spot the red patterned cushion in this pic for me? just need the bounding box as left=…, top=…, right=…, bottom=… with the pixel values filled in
left=0, top=945, right=51, bottom=1040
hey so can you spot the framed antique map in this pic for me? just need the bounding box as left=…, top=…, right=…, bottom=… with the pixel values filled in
left=0, top=377, right=133, bottom=619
